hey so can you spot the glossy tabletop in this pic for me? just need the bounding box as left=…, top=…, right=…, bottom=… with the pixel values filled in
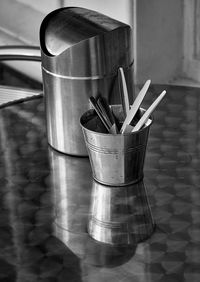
left=0, top=84, right=200, bottom=282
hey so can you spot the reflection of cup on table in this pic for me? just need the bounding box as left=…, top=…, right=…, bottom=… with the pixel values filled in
left=88, top=180, right=155, bottom=245
left=80, top=106, right=152, bottom=186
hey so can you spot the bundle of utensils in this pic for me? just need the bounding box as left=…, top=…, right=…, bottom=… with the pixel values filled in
left=89, top=67, right=166, bottom=134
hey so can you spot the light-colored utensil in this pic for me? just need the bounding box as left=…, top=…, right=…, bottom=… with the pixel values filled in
left=131, top=90, right=166, bottom=132
left=118, top=67, right=130, bottom=117
left=120, top=79, right=151, bottom=133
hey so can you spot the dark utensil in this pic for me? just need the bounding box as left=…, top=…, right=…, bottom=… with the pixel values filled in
left=97, top=96, right=118, bottom=133
left=89, top=97, right=110, bottom=132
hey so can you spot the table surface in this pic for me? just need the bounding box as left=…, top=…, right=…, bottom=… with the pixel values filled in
left=0, top=84, right=200, bottom=282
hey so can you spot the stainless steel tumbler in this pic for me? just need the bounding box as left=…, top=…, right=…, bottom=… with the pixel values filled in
left=80, top=106, right=152, bottom=186
left=40, top=7, right=134, bottom=156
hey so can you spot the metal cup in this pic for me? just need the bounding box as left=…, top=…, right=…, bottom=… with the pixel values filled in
left=80, top=106, right=153, bottom=186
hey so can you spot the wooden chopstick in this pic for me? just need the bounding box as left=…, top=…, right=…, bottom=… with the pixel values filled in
left=120, top=79, right=151, bottom=134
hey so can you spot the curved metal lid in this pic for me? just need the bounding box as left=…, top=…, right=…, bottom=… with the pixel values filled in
left=40, top=7, right=133, bottom=78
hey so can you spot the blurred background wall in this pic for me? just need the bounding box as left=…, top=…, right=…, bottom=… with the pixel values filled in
left=0, top=0, right=199, bottom=87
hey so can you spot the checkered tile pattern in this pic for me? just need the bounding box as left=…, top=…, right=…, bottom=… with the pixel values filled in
left=0, top=84, right=199, bottom=281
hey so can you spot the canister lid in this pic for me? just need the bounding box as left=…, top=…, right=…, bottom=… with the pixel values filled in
left=40, top=7, right=133, bottom=78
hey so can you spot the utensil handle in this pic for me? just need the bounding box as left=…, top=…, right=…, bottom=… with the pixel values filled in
left=97, top=99, right=112, bottom=128
left=120, top=79, right=151, bottom=133
left=118, top=67, right=130, bottom=117
left=132, top=90, right=166, bottom=132
left=89, top=97, right=110, bottom=132
left=97, top=96, right=118, bottom=134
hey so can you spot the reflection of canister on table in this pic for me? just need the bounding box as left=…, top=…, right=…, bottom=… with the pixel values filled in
left=80, top=107, right=153, bottom=186
left=40, top=7, right=134, bottom=156
left=48, top=147, right=92, bottom=232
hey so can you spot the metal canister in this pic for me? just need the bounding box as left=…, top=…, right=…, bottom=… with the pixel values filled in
left=40, top=7, right=134, bottom=156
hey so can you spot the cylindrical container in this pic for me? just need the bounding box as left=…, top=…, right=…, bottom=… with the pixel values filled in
left=40, top=7, right=134, bottom=156
left=88, top=180, right=155, bottom=245
left=80, top=107, right=152, bottom=186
